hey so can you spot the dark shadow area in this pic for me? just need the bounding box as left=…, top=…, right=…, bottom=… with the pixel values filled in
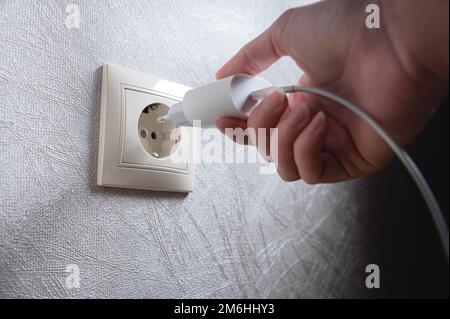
left=366, top=96, right=449, bottom=298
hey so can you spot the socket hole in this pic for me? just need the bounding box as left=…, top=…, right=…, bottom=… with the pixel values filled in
left=142, top=103, right=160, bottom=114
left=138, top=103, right=181, bottom=159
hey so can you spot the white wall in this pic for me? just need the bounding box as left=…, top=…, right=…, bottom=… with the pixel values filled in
left=0, top=0, right=369, bottom=298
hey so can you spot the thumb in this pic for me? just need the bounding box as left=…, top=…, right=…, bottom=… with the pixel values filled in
left=215, top=9, right=295, bottom=79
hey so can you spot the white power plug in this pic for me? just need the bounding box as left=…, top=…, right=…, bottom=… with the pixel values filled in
left=161, top=74, right=272, bottom=127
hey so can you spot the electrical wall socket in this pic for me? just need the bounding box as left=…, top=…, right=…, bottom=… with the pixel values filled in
left=97, top=64, right=195, bottom=192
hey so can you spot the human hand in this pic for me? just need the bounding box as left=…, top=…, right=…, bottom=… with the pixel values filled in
left=216, top=0, right=449, bottom=183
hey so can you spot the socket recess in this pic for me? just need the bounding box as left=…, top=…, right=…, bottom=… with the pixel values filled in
left=97, top=64, right=195, bottom=192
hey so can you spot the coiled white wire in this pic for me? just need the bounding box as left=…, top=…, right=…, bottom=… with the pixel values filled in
left=253, top=85, right=449, bottom=262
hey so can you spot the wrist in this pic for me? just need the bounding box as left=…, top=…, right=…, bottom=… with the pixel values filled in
left=385, top=0, right=448, bottom=94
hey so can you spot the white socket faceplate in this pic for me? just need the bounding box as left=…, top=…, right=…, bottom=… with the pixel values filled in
left=97, top=64, right=195, bottom=192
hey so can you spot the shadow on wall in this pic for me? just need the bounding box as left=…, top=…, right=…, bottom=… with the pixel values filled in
left=365, top=97, right=449, bottom=298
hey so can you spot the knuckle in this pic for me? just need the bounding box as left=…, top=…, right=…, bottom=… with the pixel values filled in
left=242, top=46, right=261, bottom=74
left=279, top=8, right=297, bottom=23
left=276, top=8, right=297, bottom=33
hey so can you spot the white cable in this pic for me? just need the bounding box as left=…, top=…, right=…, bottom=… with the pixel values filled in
left=253, top=85, right=449, bottom=262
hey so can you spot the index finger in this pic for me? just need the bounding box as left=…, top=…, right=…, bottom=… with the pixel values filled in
left=216, top=9, right=294, bottom=79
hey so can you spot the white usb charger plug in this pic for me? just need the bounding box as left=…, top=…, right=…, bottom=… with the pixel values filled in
left=159, top=74, right=273, bottom=127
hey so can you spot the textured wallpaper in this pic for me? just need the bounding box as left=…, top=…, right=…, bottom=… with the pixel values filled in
left=0, top=0, right=371, bottom=298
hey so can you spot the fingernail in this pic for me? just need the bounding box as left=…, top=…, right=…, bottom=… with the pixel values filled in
left=310, top=111, right=326, bottom=132
left=260, top=88, right=285, bottom=110
left=286, top=102, right=309, bottom=125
